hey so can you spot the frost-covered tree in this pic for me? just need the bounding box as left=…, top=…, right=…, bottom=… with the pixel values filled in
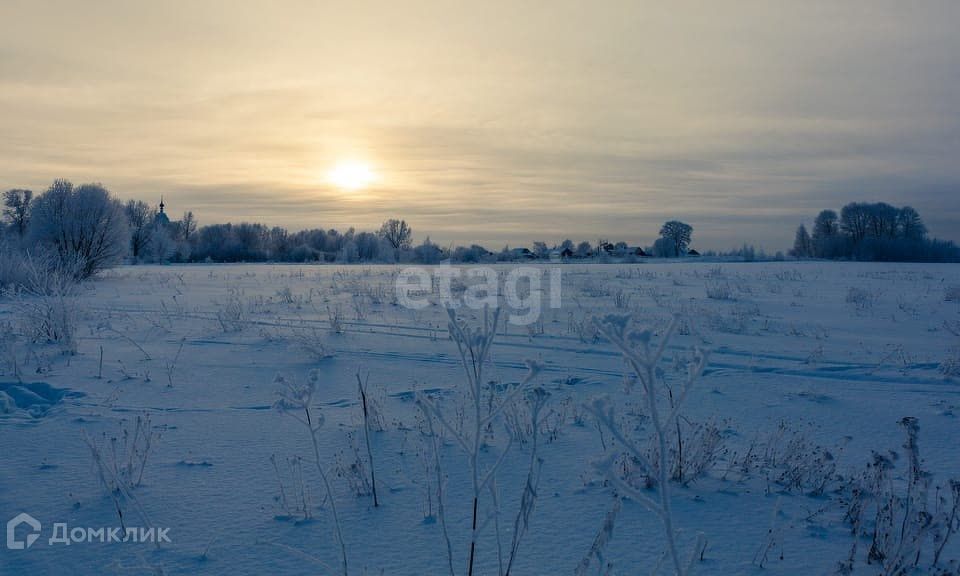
left=812, top=209, right=840, bottom=257
left=268, top=226, right=292, bottom=260
left=29, top=180, right=128, bottom=279
left=864, top=202, right=899, bottom=239
left=840, top=201, right=914, bottom=246
left=233, top=223, right=269, bottom=261
left=658, top=221, right=693, bottom=257
left=3, top=188, right=33, bottom=238
left=840, top=202, right=872, bottom=243
left=145, top=224, right=176, bottom=263
left=652, top=237, right=674, bottom=258
left=897, top=206, right=927, bottom=240
left=378, top=218, right=412, bottom=259
left=790, top=224, right=813, bottom=258
left=192, top=223, right=231, bottom=261
left=354, top=231, right=381, bottom=261
left=179, top=211, right=197, bottom=242
left=166, top=211, right=197, bottom=262
left=338, top=239, right=360, bottom=263
left=414, top=236, right=443, bottom=263
left=532, top=241, right=549, bottom=259
left=575, top=241, right=593, bottom=258
left=838, top=202, right=899, bottom=243
left=124, top=199, right=157, bottom=260
left=803, top=203, right=954, bottom=261
left=813, top=209, right=839, bottom=240
left=452, top=244, right=490, bottom=263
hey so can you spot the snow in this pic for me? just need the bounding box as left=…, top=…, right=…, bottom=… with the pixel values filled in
left=1, top=261, right=959, bottom=574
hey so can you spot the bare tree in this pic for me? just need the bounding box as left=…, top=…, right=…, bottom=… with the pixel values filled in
left=790, top=224, right=813, bottom=258
left=180, top=211, right=197, bottom=242
left=29, top=180, right=129, bottom=279
left=125, top=200, right=157, bottom=260
left=866, top=202, right=899, bottom=239
left=575, top=241, right=592, bottom=258
left=378, top=218, right=412, bottom=260
left=812, top=209, right=840, bottom=257
left=812, top=209, right=839, bottom=240
left=897, top=206, right=927, bottom=240
left=146, top=225, right=176, bottom=263
left=2, top=188, right=33, bottom=238
left=414, top=236, right=443, bottom=263
left=659, top=221, right=693, bottom=257
left=802, top=203, right=954, bottom=261
left=840, top=202, right=871, bottom=243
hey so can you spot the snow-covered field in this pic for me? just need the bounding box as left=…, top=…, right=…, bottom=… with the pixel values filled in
left=2, top=261, right=960, bottom=575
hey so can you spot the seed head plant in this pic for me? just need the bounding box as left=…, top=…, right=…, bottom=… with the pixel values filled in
left=274, top=370, right=349, bottom=576
left=587, top=314, right=709, bottom=576
left=416, top=306, right=541, bottom=576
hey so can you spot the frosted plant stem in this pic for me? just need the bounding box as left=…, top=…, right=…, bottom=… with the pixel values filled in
left=589, top=315, right=708, bottom=576
left=428, top=416, right=456, bottom=576
left=417, top=307, right=539, bottom=576
left=305, top=406, right=348, bottom=576
left=357, top=372, right=379, bottom=507
left=638, top=353, right=684, bottom=576
left=467, top=324, right=483, bottom=576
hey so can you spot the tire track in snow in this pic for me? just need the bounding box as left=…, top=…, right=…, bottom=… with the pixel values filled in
left=82, top=306, right=957, bottom=395
left=86, top=306, right=880, bottom=369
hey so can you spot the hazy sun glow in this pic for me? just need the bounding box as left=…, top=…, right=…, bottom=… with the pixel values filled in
left=327, top=161, right=377, bottom=190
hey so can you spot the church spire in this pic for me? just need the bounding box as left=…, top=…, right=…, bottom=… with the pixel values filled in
left=159, top=195, right=165, bottom=214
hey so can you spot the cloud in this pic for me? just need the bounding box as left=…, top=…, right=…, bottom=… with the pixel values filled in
left=1, top=0, right=958, bottom=248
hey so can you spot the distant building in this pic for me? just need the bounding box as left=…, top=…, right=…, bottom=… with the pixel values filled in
left=155, top=196, right=170, bottom=226
left=509, top=247, right=535, bottom=259
left=630, top=247, right=647, bottom=257
left=687, top=249, right=700, bottom=256
left=560, top=247, right=574, bottom=259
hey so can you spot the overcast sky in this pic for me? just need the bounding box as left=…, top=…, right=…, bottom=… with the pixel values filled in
left=2, top=0, right=958, bottom=250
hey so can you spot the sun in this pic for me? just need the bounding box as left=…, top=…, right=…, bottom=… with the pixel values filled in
left=326, top=161, right=377, bottom=190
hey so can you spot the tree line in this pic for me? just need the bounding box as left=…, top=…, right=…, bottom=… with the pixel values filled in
left=0, top=180, right=419, bottom=278
left=3, top=181, right=706, bottom=277
left=6, top=180, right=954, bottom=288
left=790, top=202, right=958, bottom=262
